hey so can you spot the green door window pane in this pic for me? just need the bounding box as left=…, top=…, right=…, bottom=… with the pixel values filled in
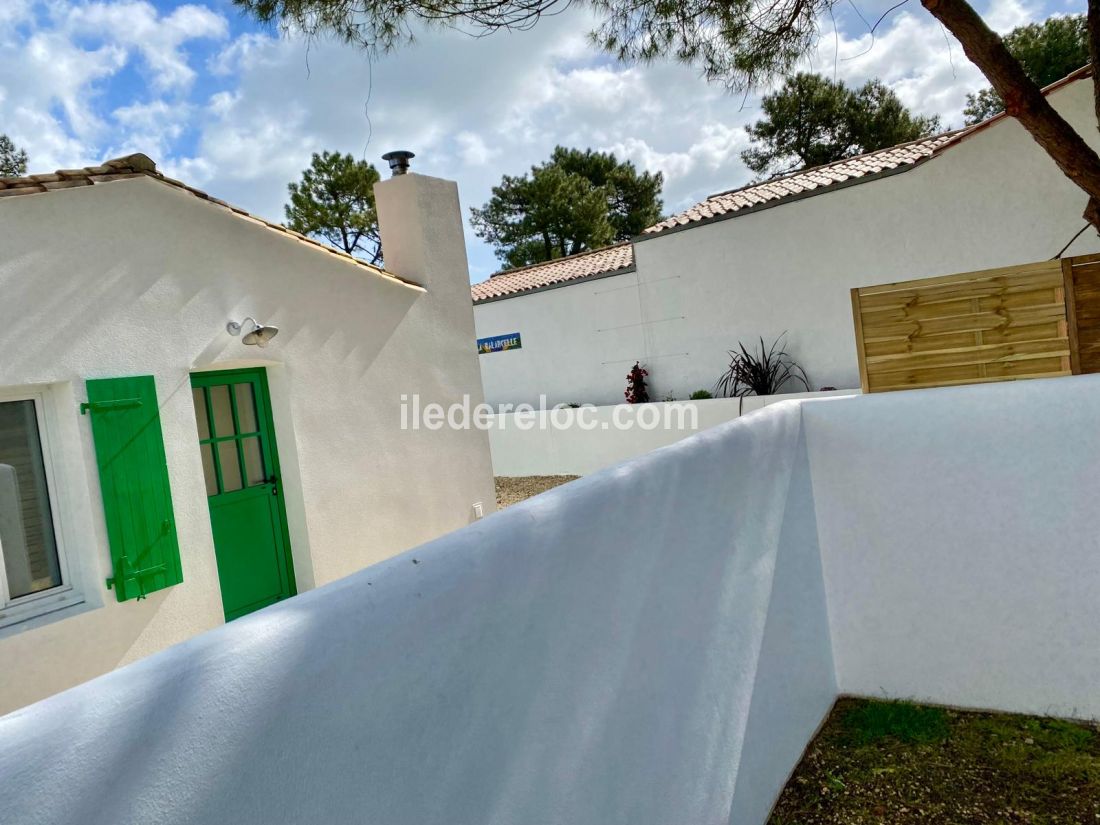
left=209, top=385, right=234, bottom=437
left=199, top=444, right=218, bottom=497
left=235, top=384, right=259, bottom=434
left=242, top=437, right=266, bottom=487
left=192, top=388, right=210, bottom=440
left=217, top=441, right=243, bottom=492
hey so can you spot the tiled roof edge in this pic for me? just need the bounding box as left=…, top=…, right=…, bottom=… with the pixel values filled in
left=639, top=65, right=1093, bottom=240
left=0, top=153, right=422, bottom=289
left=485, top=240, right=634, bottom=279
left=472, top=262, right=635, bottom=305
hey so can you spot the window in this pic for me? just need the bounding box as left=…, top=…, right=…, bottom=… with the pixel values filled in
left=192, top=382, right=270, bottom=496
left=0, top=392, right=74, bottom=626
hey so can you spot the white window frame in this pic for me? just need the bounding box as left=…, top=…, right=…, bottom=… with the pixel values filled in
left=0, top=388, right=83, bottom=629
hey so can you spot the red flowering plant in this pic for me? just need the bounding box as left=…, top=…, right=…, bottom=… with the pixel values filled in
left=624, top=362, right=650, bottom=404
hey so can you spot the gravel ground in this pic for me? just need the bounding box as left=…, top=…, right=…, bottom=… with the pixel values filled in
left=495, top=475, right=579, bottom=508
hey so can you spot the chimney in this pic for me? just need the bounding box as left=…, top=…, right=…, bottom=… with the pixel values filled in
left=373, top=158, right=496, bottom=513
left=381, top=150, right=415, bottom=177
left=375, top=155, right=470, bottom=298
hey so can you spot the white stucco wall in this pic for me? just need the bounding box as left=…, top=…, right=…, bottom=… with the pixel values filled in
left=0, top=401, right=822, bottom=825
left=0, top=172, right=495, bottom=713
left=2, top=375, right=1098, bottom=825
left=486, top=390, right=857, bottom=476
left=807, top=375, right=1100, bottom=717
left=475, top=78, right=1100, bottom=407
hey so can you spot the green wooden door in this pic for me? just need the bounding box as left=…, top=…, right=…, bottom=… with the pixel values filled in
left=190, top=369, right=295, bottom=620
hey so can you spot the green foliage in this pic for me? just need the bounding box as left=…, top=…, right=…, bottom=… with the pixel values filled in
left=285, top=151, right=383, bottom=265
left=841, top=699, right=951, bottom=745
left=592, top=0, right=826, bottom=91
left=742, top=73, right=942, bottom=177
left=972, top=715, right=1097, bottom=752
left=552, top=147, right=663, bottom=239
left=689, top=389, right=713, bottom=400
left=964, top=15, right=1088, bottom=125
left=470, top=146, right=662, bottom=269
left=235, top=0, right=828, bottom=92
left=0, top=134, right=28, bottom=177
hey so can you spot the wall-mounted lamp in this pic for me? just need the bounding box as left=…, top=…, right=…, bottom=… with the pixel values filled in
left=227, top=317, right=279, bottom=348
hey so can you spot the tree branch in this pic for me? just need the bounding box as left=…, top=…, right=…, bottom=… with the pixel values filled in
left=922, top=0, right=1100, bottom=227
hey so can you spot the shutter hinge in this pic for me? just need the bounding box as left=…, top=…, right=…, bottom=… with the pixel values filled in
left=107, top=555, right=167, bottom=601
left=80, top=398, right=143, bottom=416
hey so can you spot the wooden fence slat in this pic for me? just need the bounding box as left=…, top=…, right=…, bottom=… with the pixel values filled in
left=851, top=288, right=870, bottom=394
left=867, top=358, right=1071, bottom=393
left=863, top=322, right=1066, bottom=358
left=860, top=302, right=1066, bottom=340
left=857, top=259, right=1062, bottom=296
left=865, top=337, right=1070, bottom=373
left=859, top=288, right=1065, bottom=325
left=1062, top=257, right=1081, bottom=374
left=856, top=272, right=1063, bottom=311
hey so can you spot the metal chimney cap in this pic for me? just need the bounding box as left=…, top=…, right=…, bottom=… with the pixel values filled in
left=382, top=150, right=415, bottom=176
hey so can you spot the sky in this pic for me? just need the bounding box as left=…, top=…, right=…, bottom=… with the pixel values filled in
left=0, top=0, right=1080, bottom=282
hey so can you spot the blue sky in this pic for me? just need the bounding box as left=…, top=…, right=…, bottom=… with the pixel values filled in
left=0, top=0, right=1075, bottom=281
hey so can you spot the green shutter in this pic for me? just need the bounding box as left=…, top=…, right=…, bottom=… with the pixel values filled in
left=85, top=376, right=183, bottom=601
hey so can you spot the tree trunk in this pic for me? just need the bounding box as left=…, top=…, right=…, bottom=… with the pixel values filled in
left=922, top=0, right=1100, bottom=230
left=1088, top=0, right=1100, bottom=127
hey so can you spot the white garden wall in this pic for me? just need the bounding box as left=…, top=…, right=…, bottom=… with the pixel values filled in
left=2, top=375, right=1099, bottom=825
left=475, top=77, right=1100, bottom=407
left=488, top=390, right=857, bottom=476
left=807, top=376, right=1100, bottom=717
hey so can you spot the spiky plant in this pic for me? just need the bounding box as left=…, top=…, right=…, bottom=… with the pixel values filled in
left=714, top=334, right=810, bottom=397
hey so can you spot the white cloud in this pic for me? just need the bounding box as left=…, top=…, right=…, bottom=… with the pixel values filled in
left=66, top=1, right=228, bottom=91
left=109, top=99, right=192, bottom=160
left=0, top=0, right=1056, bottom=278
left=0, top=0, right=33, bottom=28
left=456, top=132, right=497, bottom=167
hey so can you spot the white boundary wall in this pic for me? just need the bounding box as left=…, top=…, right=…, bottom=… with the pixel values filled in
left=488, top=390, right=857, bottom=476
left=2, top=375, right=1099, bottom=825
left=475, top=78, right=1100, bottom=408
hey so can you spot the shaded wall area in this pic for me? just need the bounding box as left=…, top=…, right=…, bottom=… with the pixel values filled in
left=3, top=375, right=1100, bottom=824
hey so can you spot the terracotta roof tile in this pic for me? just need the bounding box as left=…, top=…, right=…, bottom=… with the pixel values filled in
left=471, top=242, right=634, bottom=303
left=644, top=132, right=958, bottom=235
left=469, top=66, right=1093, bottom=303
left=0, top=153, right=410, bottom=286
left=644, top=65, right=1093, bottom=236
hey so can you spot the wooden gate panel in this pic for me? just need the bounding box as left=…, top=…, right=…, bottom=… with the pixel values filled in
left=852, top=258, right=1081, bottom=393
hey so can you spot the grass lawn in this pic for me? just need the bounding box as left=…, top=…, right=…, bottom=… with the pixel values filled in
left=494, top=475, right=578, bottom=508
left=768, top=697, right=1100, bottom=824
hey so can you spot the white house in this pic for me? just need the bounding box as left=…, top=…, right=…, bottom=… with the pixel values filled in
left=473, top=67, right=1100, bottom=406
left=0, top=154, right=495, bottom=714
